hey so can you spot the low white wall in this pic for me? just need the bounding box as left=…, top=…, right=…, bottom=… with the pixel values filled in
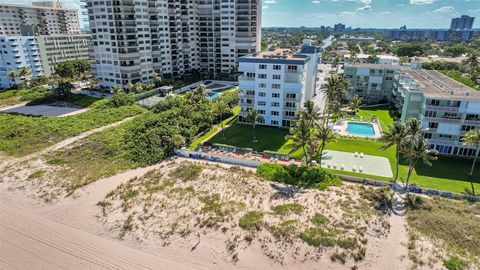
left=175, top=149, right=261, bottom=168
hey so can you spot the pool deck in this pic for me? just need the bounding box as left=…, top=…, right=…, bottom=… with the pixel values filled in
left=320, top=150, right=393, bottom=178
left=333, top=119, right=382, bottom=139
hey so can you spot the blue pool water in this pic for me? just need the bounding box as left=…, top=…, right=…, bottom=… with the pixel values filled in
left=207, top=92, right=221, bottom=99
left=347, top=122, right=375, bottom=136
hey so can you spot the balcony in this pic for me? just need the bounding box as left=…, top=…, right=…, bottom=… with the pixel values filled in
left=423, top=117, right=462, bottom=124
left=239, top=75, right=255, bottom=81
left=425, top=105, right=460, bottom=112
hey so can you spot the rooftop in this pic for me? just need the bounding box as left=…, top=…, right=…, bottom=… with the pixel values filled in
left=346, top=63, right=401, bottom=69
left=243, top=48, right=301, bottom=60
left=401, top=69, right=480, bottom=100
left=0, top=3, right=78, bottom=11
left=240, top=47, right=312, bottom=64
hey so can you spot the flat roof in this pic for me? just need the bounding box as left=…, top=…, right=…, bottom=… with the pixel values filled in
left=0, top=3, right=78, bottom=11
left=243, top=48, right=300, bottom=60
left=402, top=69, right=480, bottom=100
left=239, top=48, right=311, bottom=65
left=345, top=63, right=401, bottom=69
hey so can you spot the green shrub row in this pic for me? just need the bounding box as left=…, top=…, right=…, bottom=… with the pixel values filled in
left=256, top=163, right=342, bottom=189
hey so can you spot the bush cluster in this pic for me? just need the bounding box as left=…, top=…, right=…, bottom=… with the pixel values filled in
left=256, top=163, right=342, bottom=190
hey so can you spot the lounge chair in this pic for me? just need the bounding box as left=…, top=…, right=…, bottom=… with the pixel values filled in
left=333, top=163, right=337, bottom=169
left=352, top=165, right=357, bottom=172
left=340, top=164, right=345, bottom=170
left=359, top=166, right=363, bottom=173
left=360, top=153, right=364, bottom=158
left=354, top=152, right=358, bottom=157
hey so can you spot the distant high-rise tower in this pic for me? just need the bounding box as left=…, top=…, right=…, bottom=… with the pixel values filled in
left=334, top=23, right=345, bottom=32
left=450, top=15, right=475, bottom=30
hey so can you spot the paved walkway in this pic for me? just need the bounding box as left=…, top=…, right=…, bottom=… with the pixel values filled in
left=320, top=150, right=393, bottom=178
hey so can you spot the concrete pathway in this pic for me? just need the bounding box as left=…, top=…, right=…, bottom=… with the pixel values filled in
left=320, top=150, right=393, bottom=178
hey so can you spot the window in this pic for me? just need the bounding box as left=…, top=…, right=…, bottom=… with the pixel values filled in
left=273, top=65, right=281, bottom=70
left=423, top=133, right=432, bottom=139
left=424, top=111, right=437, bottom=117
left=271, top=102, right=280, bottom=107
left=271, top=111, right=279, bottom=116
left=444, top=112, right=458, bottom=119
left=439, top=134, right=452, bottom=139
left=286, top=93, right=296, bottom=99
left=258, top=92, right=266, bottom=97
left=259, top=64, right=267, bottom=69
left=273, top=74, right=281, bottom=80
left=246, top=90, right=255, bottom=96
left=287, top=65, right=298, bottom=71
left=246, top=72, right=255, bottom=78
left=285, top=102, right=296, bottom=108
left=258, top=110, right=265, bottom=114
left=370, top=83, right=378, bottom=89
left=259, top=83, right=266, bottom=88
left=462, top=125, right=476, bottom=131
left=272, top=84, right=281, bottom=89
left=257, top=101, right=266, bottom=106
left=258, top=74, right=267, bottom=79
left=271, top=120, right=279, bottom=125
left=272, top=93, right=280, bottom=98
left=385, top=77, right=393, bottom=81
left=428, top=122, right=438, bottom=129
left=285, top=111, right=295, bottom=117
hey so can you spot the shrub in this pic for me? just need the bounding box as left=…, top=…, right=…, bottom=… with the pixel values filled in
left=28, top=170, right=45, bottom=179
left=269, top=220, right=300, bottom=239
left=300, top=227, right=336, bottom=247
left=311, top=213, right=330, bottom=226
left=330, top=252, right=347, bottom=264
left=337, top=237, right=358, bottom=249
left=239, top=211, right=264, bottom=231
left=443, top=257, right=468, bottom=270
left=272, top=203, right=304, bottom=215
left=105, top=93, right=136, bottom=108
left=256, top=163, right=342, bottom=189
left=169, top=163, right=203, bottom=181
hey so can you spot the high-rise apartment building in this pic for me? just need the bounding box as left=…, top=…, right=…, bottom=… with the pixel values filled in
left=450, top=15, right=475, bottom=30
left=86, top=0, right=261, bottom=88
left=334, top=23, right=345, bottom=32
left=237, top=40, right=319, bottom=128
left=0, top=3, right=81, bottom=36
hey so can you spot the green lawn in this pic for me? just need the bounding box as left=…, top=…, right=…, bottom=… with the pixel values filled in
left=357, top=106, right=396, bottom=131
left=206, top=122, right=479, bottom=193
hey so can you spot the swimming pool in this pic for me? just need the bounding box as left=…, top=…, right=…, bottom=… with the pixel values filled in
left=207, top=92, right=221, bottom=99
left=347, top=122, right=375, bottom=136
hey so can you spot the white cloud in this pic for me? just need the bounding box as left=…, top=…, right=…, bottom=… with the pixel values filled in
left=468, top=8, right=480, bottom=12
left=433, top=6, right=454, bottom=13
left=357, top=5, right=371, bottom=11
left=359, top=0, right=371, bottom=4
left=312, top=0, right=320, bottom=3
left=264, top=0, right=278, bottom=4
left=262, top=5, right=269, bottom=9
left=340, top=11, right=357, bottom=15
left=380, top=11, right=391, bottom=14
left=410, top=0, right=436, bottom=5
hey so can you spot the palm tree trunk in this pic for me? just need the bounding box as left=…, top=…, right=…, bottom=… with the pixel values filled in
left=469, top=146, right=479, bottom=176
left=405, top=160, right=416, bottom=190
left=318, top=143, right=325, bottom=168
left=220, top=115, right=225, bottom=140
left=394, top=145, right=400, bottom=183
left=303, top=145, right=308, bottom=166
left=252, top=123, right=257, bottom=142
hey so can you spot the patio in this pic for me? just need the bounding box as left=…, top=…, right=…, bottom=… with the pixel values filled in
left=320, top=150, right=392, bottom=178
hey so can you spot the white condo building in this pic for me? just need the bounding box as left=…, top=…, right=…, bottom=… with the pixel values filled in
left=238, top=40, right=319, bottom=128
left=85, top=0, right=261, bottom=88
left=0, top=3, right=81, bottom=36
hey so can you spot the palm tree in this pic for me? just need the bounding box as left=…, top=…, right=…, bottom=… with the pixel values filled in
left=402, top=135, right=438, bottom=189
left=323, top=75, right=347, bottom=127
left=152, top=72, right=162, bottom=87
left=111, top=85, right=123, bottom=95
left=350, top=51, right=358, bottom=64
left=211, top=99, right=230, bottom=140
left=380, top=121, right=409, bottom=182
left=462, top=129, right=480, bottom=195
left=406, top=118, right=422, bottom=137
left=125, top=82, right=134, bottom=93
left=8, top=71, right=19, bottom=84
left=133, top=82, right=144, bottom=94
left=299, top=100, right=322, bottom=127
left=349, top=95, right=362, bottom=116
left=314, top=126, right=335, bottom=167
left=195, top=84, right=208, bottom=99
left=285, top=119, right=311, bottom=166
left=19, top=67, right=32, bottom=82
left=55, top=81, right=75, bottom=96
left=246, top=109, right=264, bottom=143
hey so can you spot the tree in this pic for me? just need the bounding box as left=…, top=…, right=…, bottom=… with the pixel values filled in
left=299, top=100, right=322, bottom=127
left=285, top=119, right=311, bottom=166
left=54, top=59, right=91, bottom=80
left=211, top=99, right=230, bottom=140
left=324, top=75, right=347, bottom=127
left=462, top=129, right=480, bottom=195
left=133, top=82, right=144, bottom=94
left=314, top=126, right=335, bottom=167
left=402, top=135, right=438, bottom=188
left=366, top=55, right=376, bottom=64
left=406, top=118, right=423, bottom=137
left=465, top=53, right=478, bottom=79
left=380, top=121, right=409, bottom=182
left=8, top=71, right=19, bottom=84
left=350, top=51, right=358, bottom=64
left=171, top=133, right=186, bottom=149
left=349, top=95, right=362, bottom=115
left=152, top=72, right=162, bottom=87
left=195, top=84, right=208, bottom=99
left=54, top=81, right=75, bottom=96
left=18, top=67, right=32, bottom=85
left=111, top=85, right=123, bottom=95
left=246, top=109, right=264, bottom=143
left=125, top=82, right=134, bottom=93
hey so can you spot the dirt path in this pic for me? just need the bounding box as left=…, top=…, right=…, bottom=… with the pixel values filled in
left=0, top=199, right=206, bottom=270
left=0, top=115, right=138, bottom=171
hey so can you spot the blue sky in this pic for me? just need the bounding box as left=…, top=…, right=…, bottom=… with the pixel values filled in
left=3, top=0, right=479, bottom=29
left=262, top=0, right=480, bottom=28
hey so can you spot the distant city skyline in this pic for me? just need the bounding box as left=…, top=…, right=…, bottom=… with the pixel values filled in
left=2, top=0, right=479, bottom=29
left=261, top=0, right=478, bottom=29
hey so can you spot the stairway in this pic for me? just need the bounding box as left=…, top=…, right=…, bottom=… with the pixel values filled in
left=391, top=192, right=406, bottom=216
